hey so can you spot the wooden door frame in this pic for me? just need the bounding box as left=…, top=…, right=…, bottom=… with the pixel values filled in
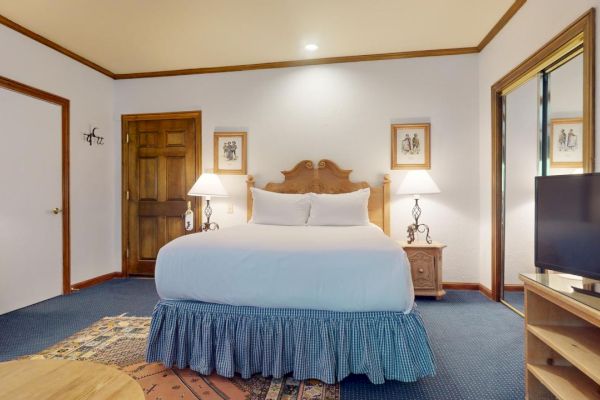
left=490, top=9, right=595, bottom=301
left=121, top=111, right=202, bottom=276
left=0, top=75, right=71, bottom=294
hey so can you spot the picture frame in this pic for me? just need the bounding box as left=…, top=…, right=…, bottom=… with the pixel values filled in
left=214, top=132, right=247, bottom=175
left=550, top=118, right=583, bottom=168
left=391, top=123, right=431, bottom=170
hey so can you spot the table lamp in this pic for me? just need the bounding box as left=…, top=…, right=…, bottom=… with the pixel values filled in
left=397, top=170, right=440, bottom=244
left=188, top=171, right=228, bottom=231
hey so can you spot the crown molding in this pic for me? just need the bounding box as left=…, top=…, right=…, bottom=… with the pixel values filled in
left=0, top=14, right=114, bottom=78
left=0, top=0, right=525, bottom=80
left=113, top=47, right=480, bottom=79
left=477, top=0, right=527, bottom=51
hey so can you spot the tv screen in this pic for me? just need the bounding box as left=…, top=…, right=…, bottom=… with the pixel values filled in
left=535, top=173, right=600, bottom=280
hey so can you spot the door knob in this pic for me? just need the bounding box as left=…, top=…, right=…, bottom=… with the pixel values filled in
left=52, top=208, right=62, bottom=214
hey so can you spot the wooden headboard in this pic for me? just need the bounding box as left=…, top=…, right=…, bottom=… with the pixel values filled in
left=246, top=159, right=391, bottom=235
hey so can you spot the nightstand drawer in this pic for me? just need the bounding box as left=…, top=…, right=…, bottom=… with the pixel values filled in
left=408, top=251, right=436, bottom=289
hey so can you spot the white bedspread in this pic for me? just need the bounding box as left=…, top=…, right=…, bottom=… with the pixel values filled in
left=155, top=224, right=414, bottom=313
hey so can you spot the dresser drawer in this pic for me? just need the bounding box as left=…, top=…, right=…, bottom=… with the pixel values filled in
left=407, top=250, right=436, bottom=289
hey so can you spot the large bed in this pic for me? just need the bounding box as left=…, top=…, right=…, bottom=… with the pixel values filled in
left=146, top=160, right=435, bottom=384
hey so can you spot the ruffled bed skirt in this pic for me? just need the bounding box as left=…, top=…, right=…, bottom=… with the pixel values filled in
left=146, top=300, right=435, bottom=384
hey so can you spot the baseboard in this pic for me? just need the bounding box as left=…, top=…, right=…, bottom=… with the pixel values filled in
left=71, top=272, right=123, bottom=290
left=443, top=282, right=494, bottom=301
left=504, top=284, right=524, bottom=292
left=478, top=284, right=493, bottom=300
left=443, top=282, right=480, bottom=291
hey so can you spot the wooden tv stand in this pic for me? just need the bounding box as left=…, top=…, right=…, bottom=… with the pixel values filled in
left=520, top=273, right=600, bottom=399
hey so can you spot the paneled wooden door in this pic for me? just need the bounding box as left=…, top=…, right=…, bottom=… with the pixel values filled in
left=122, top=112, right=201, bottom=276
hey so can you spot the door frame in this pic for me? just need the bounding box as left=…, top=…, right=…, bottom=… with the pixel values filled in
left=0, top=75, right=71, bottom=294
left=121, top=111, right=202, bottom=276
left=490, top=9, right=595, bottom=301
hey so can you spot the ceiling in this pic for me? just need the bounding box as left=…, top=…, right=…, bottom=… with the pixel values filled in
left=0, top=0, right=518, bottom=76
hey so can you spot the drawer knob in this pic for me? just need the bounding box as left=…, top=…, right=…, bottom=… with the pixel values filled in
left=418, top=268, right=424, bottom=273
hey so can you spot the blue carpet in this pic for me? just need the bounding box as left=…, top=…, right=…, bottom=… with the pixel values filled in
left=0, top=278, right=158, bottom=361
left=0, top=279, right=524, bottom=399
left=504, top=291, right=525, bottom=313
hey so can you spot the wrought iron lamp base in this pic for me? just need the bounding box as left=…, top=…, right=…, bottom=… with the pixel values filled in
left=201, top=199, right=220, bottom=232
left=407, top=223, right=432, bottom=244
left=406, top=197, right=433, bottom=244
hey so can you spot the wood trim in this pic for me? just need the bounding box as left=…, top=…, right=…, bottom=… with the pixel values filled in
left=0, top=14, right=114, bottom=78
left=479, top=284, right=494, bottom=300
left=491, top=9, right=596, bottom=302
left=504, top=283, right=525, bottom=292
left=0, top=75, right=71, bottom=295
left=442, top=282, right=495, bottom=300
left=477, top=0, right=527, bottom=51
left=443, top=282, right=480, bottom=291
left=71, top=272, right=123, bottom=290
left=112, top=47, right=479, bottom=79
left=121, top=111, right=202, bottom=276
left=0, top=1, right=523, bottom=80
left=213, top=132, right=247, bottom=175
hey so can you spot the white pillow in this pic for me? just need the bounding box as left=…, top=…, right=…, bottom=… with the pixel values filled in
left=307, top=188, right=370, bottom=226
left=251, top=188, right=310, bottom=225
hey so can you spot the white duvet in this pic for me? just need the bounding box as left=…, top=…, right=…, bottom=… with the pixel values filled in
left=155, top=224, right=414, bottom=313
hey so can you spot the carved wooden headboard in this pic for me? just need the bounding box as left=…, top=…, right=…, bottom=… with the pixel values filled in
left=246, top=159, right=391, bottom=235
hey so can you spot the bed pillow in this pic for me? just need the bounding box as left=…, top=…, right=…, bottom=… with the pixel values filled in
left=307, top=188, right=370, bottom=226
left=251, top=188, right=310, bottom=225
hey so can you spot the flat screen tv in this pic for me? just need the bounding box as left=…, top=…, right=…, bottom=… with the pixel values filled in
left=535, top=173, right=600, bottom=281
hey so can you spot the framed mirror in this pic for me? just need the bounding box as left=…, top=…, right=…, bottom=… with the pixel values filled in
left=490, top=10, right=595, bottom=313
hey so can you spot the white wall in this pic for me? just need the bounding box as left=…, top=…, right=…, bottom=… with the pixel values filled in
left=477, top=0, right=600, bottom=289
left=5, top=0, right=598, bottom=289
left=116, top=55, right=482, bottom=283
left=0, top=25, right=118, bottom=284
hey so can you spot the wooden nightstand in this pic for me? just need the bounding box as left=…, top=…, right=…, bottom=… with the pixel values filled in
left=400, top=241, right=446, bottom=300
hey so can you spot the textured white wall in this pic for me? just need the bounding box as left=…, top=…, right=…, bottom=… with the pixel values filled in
left=5, top=0, right=598, bottom=288
left=116, top=55, right=481, bottom=282
left=477, top=0, right=600, bottom=289
left=0, top=25, right=118, bottom=284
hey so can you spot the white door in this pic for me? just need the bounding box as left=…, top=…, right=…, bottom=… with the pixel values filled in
left=0, top=87, right=63, bottom=315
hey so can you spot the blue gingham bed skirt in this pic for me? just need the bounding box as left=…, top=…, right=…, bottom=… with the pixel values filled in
left=146, top=300, right=435, bottom=384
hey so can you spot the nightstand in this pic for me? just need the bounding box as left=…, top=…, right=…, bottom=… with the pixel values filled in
left=400, top=241, right=446, bottom=300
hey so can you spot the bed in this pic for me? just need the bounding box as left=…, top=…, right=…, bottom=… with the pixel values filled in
left=146, top=160, right=435, bottom=384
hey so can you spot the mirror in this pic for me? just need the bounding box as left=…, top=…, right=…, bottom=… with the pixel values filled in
left=503, top=77, right=539, bottom=313
left=546, top=53, right=584, bottom=176
left=501, top=50, right=586, bottom=314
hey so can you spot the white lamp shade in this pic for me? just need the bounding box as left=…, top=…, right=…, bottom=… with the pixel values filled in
left=188, top=173, right=228, bottom=198
left=397, top=170, right=441, bottom=195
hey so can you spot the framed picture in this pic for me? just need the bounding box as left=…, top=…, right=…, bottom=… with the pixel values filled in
left=214, top=132, right=247, bottom=175
left=550, top=118, right=583, bottom=168
left=391, top=123, right=431, bottom=169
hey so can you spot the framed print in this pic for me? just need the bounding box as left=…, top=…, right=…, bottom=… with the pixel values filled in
left=550, top=118, right=583, bottom=168
left=214, top=132, right=247, bottom=175
left=391, top=123, right=431, bottom=169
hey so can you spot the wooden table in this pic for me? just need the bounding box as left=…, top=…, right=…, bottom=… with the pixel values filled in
left=0, top=359, right=144, bottom=400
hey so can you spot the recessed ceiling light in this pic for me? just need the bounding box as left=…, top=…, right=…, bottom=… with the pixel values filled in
left=305, top=43, right=319, bottom=51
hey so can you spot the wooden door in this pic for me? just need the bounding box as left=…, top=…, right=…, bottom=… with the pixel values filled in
left=123, top=112, right=201, bottom=276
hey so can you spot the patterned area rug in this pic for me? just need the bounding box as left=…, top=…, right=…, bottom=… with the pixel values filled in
left=29, top=316, right=340, bottom=400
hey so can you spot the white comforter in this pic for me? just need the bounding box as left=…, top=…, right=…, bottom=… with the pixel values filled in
left=155, top=224, right=414, bottom=313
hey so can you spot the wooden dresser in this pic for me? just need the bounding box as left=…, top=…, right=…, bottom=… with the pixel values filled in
left=520, top=273, right=600, bottom=400
left=401, top=242, right=446, bottom=300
